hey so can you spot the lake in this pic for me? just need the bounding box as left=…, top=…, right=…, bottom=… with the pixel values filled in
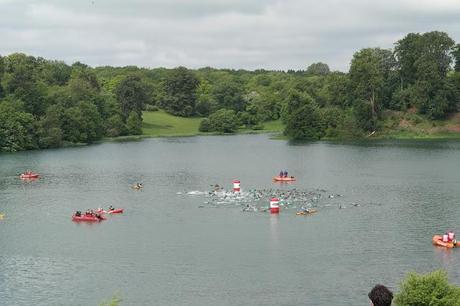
left=1, top=135, right=460, bottom=305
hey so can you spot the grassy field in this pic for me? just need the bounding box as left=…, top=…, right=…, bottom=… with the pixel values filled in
left=141, top=110, right=284, bottom=137
left=142, top=110, right=203, bottom=136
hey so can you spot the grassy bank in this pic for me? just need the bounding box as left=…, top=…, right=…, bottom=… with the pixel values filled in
left=141, top=110, right=284, bottom=137
left=106, top=110, right=460, bottom=142
left=373, top=111, right=460, bottom=140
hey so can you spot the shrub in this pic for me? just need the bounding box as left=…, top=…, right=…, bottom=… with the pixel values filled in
left=394, top=270, right=460, bottom=306
left=252, top=123, right=264, bottom=130
left=145, top=104, right=159, bottom=112
left=207, top=109, right=238, bottom=133
left=199, top=118, right=211, bottom=132
left=126, top=111, right=142, bottom=135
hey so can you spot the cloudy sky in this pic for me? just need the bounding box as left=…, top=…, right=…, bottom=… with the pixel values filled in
left=1, top=0, right=459, bottom=71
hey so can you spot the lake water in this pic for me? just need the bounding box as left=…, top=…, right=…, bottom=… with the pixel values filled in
left=1, top=135, right=460, bottom=305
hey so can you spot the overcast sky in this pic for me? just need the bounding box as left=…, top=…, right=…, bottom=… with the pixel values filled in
left=1, top=0, right=459, bottom=71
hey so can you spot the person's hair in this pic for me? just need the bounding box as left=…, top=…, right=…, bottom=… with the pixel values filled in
left=368, top=284, right=393, bottom=306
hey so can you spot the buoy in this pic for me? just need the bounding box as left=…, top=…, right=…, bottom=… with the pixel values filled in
left=232, top=180, right=241, bottom=193
left=270, top=198, right=280, bottom=214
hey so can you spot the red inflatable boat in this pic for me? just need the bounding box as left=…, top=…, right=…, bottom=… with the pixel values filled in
left=432, top=235, right=458, bottom=248
left=72, top=214, right=106, bottom=222
left=20, top=172, right=40, bottom=179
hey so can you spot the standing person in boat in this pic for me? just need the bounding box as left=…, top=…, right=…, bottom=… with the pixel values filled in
left=448, top=231, right=455, bottom=242
left=284, top=170, right=288, bottom=178
left=279, top=171, right=283, bottom=178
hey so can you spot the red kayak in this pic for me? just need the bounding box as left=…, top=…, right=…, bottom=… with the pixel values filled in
left=20, top=173, right=40, bottom=179
left=97, top=208, right=124, bottom=214
left=72, top=214, right=106, bottom=222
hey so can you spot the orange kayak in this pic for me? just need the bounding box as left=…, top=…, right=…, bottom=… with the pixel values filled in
left=432, top=235, right=458, bottom=248
left=273, top=176, right=296, bottom=182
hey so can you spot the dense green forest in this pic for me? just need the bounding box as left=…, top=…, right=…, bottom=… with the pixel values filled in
left=1, top=30, right=459, bottom=152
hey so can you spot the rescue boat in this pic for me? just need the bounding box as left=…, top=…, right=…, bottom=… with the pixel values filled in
left=72, top=214, right=106, bottom=222
left=20, top=172, right=40, bottom=179
left=273, top=176, right=296, bottom=182
left=432, top=235, right=458, bottom=248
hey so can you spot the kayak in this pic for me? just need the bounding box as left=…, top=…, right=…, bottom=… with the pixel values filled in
left=296, top=209, right=317, bottom=215
left=432, top=235, right=458, bottom=248
left=20, top=173, right=40, bottom=179
left=273, top=176, right=296, bottom=182
left=97, top=208, right=124, bottom=214
left=72, top=214, right=106, bottom=222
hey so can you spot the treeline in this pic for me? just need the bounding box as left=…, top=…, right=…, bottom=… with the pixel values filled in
left=1, top=30, right=460, bottom=152
left=0, top=55, right=149, bottom=152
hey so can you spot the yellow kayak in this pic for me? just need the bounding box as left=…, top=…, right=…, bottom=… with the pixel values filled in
left=296, top=209, right=317, bottom=215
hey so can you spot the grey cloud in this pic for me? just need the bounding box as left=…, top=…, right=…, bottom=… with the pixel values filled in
left=0, top=0, right=459, bottom=71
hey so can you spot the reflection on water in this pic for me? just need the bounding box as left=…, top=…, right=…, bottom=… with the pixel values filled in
left=1, top=135, right=460, bottom=305
left=269, top=214, right=280, bottom=248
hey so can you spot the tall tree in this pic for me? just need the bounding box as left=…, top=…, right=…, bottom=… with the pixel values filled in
left=212, top=80, right=245, bottom=112
left=349, top=48, right=395, bottom=120
left=0, top=55, right=4, bottom=98
left=451, top=44, right=460, bottom=72
left=306, top=62, right=330, bottom=75
left=115, top=74, right=149, bottom=121
left=394, top=31, right=456, bottom=118
left=0, top=99, right=36, bottom=151
left=283, top=89, right=324, bottom=139
left=163, top=67, right=199, bottom=116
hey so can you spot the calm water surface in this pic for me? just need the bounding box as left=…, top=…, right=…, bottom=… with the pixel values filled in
left=1, top=135, right=460, bottom=305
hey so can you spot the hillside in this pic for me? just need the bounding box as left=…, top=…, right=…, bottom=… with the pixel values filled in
left=376, top=111, right=460, bottom=139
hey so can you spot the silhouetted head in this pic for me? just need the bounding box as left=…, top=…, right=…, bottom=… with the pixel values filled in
left=368, top=284, right=393, bottom=306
